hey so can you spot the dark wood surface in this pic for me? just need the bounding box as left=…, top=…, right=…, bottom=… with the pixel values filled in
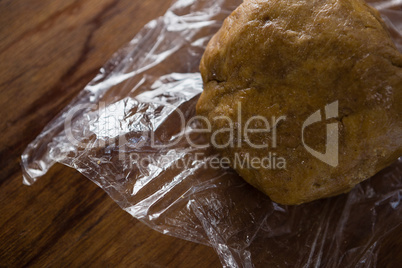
left=0, top=0, right=400, bottom=267
left=0, top=0, right=221, bottom=267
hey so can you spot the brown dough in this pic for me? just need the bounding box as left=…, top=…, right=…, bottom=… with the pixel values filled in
left=196, top=0, right=402, bottom=205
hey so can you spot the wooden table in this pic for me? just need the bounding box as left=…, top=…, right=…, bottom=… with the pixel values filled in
left=0, top=0, right=220, bottom=266
left=0, top=0, right=400, bottom=267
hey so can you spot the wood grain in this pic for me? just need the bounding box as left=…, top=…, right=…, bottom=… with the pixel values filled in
left=0, top=0, right=400, bottom=267
left=0, top=0, right=220, bottom=267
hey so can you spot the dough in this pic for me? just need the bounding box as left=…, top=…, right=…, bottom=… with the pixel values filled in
left=196, top=0, right=402, bottom=205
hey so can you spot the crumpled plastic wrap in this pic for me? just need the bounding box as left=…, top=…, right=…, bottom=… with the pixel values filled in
left=22, top=0, right=402, bottom=267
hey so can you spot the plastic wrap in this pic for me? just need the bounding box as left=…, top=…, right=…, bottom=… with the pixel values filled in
left=22, top=0, right=402, bottom=267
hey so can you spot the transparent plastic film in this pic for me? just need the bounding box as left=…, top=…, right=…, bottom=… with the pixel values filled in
left=22, top=0, right=402, bottom=267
